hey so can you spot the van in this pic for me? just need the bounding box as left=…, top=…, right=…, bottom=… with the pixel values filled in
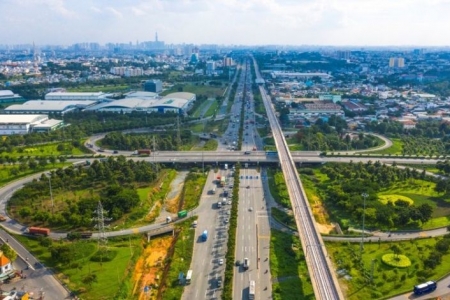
left=217, top=201, right=222, bottom=208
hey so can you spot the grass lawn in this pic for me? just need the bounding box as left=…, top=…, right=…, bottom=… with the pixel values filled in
left=161, top=83, right=226, bottom=98
left=192, top=99, right=212, bottom=118
left=67, top=85, right=130, bottom=93
left=327, top=237, right=450, bottom=299
left=204, top=100, right=219, bottom=118
left=270, top=229, right=314, bottom=300
left=0, top=163, right=68, bottom=188
left=271, top=207, right=296, bottom=230
left=369, top=138, right=403, bottom=155
left=14, top=235, right=142, bottom=300
left=267, top=169, right=291, bottom=208
left=191, top=139, right=218, bottom=151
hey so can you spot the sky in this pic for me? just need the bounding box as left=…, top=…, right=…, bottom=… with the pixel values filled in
left=1, top=0, right=450, bottom=46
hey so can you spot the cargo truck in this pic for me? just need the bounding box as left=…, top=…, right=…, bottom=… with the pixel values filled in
left=137, top=149, right=151, bottom=156
left=28, top=227, right=50, bottom=236
left=201, top=230, right=208, bottom=241
left=178, top=210, right=187, bottom=218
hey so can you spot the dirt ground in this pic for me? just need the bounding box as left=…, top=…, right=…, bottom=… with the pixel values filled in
left=309, top=194, right=335, bottom=234
left=132, top=236, right=173, bottom=300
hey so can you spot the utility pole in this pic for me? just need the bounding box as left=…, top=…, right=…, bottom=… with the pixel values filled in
left=152, top=135, right=157, bottom=171
left=176, top=115, right=181, bottom=148
left=360, top=193, right=368, bottom=256
left=48, top=175, right=54, bottom=214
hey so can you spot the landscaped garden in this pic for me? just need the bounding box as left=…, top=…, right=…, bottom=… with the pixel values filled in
left=328, top=235, right=450, bottom=299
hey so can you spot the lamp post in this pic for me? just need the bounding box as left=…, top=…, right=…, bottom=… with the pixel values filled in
left=360, top=193, right=368, bottom=256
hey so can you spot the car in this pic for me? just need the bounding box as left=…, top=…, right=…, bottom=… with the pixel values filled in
left=219, top=259, right=224, bottom=265
left=247, top=185, right=250, bottom=189
left=224, top=218, right=229, bottom=223
left=249, top=207, right=253, bottom=211
left=250, top=176, right=253, bottom=179
left=217, top=277, right=222, bottom=287
left=113, top=150, right=119, bottom=154
left=226, top=211, right=230, bottom=215
left=246, top=176, right=249, bottom=179
left=235, top=260, right=241, bottom=266
left=256, top=176, right=259, bottom=179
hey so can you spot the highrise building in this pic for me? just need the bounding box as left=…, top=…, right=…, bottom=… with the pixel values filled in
left=389, top=57, right=405, bottom=68
left=144, top=80, right=162, bottom=93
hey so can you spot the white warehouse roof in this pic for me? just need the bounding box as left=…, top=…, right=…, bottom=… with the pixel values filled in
left=5, top=100, right=96, bottom=112
left=162, top=92, right=195, bottom=101
left=0, top=114, right=48, bottom=124
left=46, top=92, right=105, bottom=98
left=0, top=90, right=14, bottom=97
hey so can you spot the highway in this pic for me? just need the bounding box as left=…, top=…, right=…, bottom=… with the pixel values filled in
left=253, top=57, right=344, bottom=299
left=233, top=59, right=272, bottom=300
left=183, top=61, right=247, bottom=300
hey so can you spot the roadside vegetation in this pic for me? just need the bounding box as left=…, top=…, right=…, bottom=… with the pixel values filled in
left=179, top=169, right=207, bottom=211
left=0, top=161, right=68, bottom=188
left=270, top=229, right=314, bottom=300
left=267, top=168, right=291, bottom=209
left=328, top=235, right=450, bottom=299
left=311, top=162, right=445, bottom=230
left=8, top=157, right=166, bottom=230
left=14, top=234, right=142, bottom=300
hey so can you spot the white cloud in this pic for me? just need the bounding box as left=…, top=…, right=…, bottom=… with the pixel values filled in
left=0, top=0, right=449, bottom=45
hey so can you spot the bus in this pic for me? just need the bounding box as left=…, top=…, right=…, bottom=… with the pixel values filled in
left=186, top=270, right=193, bottom=285
left=249, top=280, right=255, bottom=299
left=414, top=281, right=437, bottom=295
left=266, top=151, right=278, bottom=156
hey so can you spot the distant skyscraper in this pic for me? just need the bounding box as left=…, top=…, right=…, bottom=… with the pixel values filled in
left=389, top=57, right=405, bottom=68
left=155, top=32, right=158, bottom=42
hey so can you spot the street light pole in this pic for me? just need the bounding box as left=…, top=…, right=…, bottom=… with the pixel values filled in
left=48, top=175, right=54, bottom=214
left=360, top=193, right=368, bottom=256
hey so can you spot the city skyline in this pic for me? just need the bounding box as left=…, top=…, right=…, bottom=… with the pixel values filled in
left=1, top=0, right=450, bottom=46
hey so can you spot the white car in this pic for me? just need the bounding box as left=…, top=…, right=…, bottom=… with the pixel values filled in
left=219, top=259, right=224, bottom=265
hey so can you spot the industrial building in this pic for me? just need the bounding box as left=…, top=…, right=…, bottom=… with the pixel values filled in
left=85, top=92, right=195, bottom=115
left=4, top=100, right=96, bottom=115
left=0, top=114, right=63, bottom=135
left=270, top=71, right=332, bottom=80
left=45, top=92, right=106, bottom=101
left=0, top=90, right=24, bottom=103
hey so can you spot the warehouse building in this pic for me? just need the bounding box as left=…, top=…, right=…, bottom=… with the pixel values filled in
left=0, top=114, right=63, bottom=135
left=45, top=92, right=106, bottom=101
left=85, top=92, right=195, bottom=115
left=0, top=90, right=24, bottom=103
left=4, top=100, right=96, bottom=115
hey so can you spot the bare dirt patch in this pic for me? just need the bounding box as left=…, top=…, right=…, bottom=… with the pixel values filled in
left=132, top=236, right=173, bottom=300
left=310, top=194, right=335, bottom=234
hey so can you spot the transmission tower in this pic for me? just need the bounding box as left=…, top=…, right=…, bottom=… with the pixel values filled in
left=96, top=201, right=107, bottom=248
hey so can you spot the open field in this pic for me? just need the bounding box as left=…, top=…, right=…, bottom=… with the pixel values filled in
left=327, top=237, right=450, bottom=299
left=0, top=162, right=68, bottom=188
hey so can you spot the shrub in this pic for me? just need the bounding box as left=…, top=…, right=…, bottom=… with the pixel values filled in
left=381, top=254, right=412, bottom=268
left=90, top=249, right=118, bottom=262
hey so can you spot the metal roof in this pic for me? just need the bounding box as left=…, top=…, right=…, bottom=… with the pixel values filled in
left=0, top=114, right=48, bottom=124
left=5, top=100, right=96, bottom=112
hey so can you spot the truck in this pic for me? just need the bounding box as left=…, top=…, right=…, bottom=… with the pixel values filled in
left=414, top=281, right=437, bottom=295
left=201, top=230, right=208, bottom=241
left=137, top=149, right=151, bottom=156
left=249, top=280, right=256, bottom=299
left=178, top=210, right=187, bottom=218
left=28, top=227, right=50, bottom=236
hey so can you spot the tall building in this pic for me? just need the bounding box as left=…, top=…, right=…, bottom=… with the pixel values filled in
left=143, top=80, right=162, bottom=93
left=389, top=57, right=405, bottom=68
left=206, top=61, right=216, bottom=74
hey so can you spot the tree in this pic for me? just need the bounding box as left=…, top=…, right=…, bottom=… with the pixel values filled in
left=417, top=204, right=433, bottom=223
left=390, top=244, right=402, bottom=259
left=0, top=243, right=17, bottom=261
